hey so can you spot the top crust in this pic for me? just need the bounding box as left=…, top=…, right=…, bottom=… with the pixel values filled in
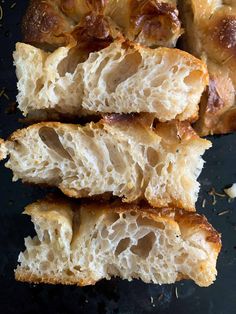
left=180, top=0, right=236, bottom=135
left=22, top=0, right=182, bottom=49
left=25, top=196, right=221, bottom=252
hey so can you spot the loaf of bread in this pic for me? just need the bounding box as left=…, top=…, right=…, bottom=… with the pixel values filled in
left=15, top=197, right=221, bottom=287
left=0, top=117, right=211, bottom=210
left=14, top=39, right=208, bottom=121
left=22, top=0, right=182, bottom=49
left=180, top=0, right=236, bottom=135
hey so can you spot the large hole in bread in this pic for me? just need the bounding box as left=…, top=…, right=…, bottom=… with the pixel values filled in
left=184, top=70, right=202, bottom=86
left=147, top=147, right=159, bottom=167
left=57, top=47, right=83, bottom=76
left=105, top=141, right=125, bottom=173
left=115, top=237, right=131, bottom=256
left=39, top=127, right=73, bottom=160
left=137, top=216, right=165, bottom=230
left=107, top=212, right=120, bottom=224
left=130, top=232, right=156, bottom=258
left=35, top=79, right=44, bottom=93
left=106, top=51, right=142, bottom=93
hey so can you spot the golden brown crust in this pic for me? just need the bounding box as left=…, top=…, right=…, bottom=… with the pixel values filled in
left=26, top=196, right=222, bottom=251
left=128, top=0, right=182, bottom=47
left=15, top=271, right=96, bottom=286
left=181, top=0, right=236, bottom=135
left=7, top=117, right=204, bottom=144
left=22, top=0, right=182, bottom=49
left=22, top=0, right=73, bottom=49
left=15, top=267, right=187, bottom=286
left=212, top=16, right=236, bottom=56
left=195, top=78, right=236, bottom=135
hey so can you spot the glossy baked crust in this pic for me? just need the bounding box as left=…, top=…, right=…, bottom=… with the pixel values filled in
left=22, top=0, right=182, bottom=51
left=15, top=196, right=221, bottom=286
left=180, top=0, right=236, bottom=135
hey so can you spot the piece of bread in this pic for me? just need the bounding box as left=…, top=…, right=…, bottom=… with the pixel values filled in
left=180, top=0, right=236, bottom=135
left=14, top=39, right=208, bottom=121
left=22, top=0, right=182, bottom=49
left=15, top=197, right=221, bottom=287
left=0, top=117, right=211, bottom=210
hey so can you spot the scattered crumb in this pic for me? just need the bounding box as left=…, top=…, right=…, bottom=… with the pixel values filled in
left=208, top=189, right=217, bottom=205
left=217, top=210, right=230, bottom=216
left=158, top=293, right=163, bottom=302
left=0, top=88, right=5, bottom=98
left=3, top=92, right=9, bottom=100
left=85, top=299, right=88, bottom=303
left=208, top=187, right=226, bottom=205
left=10, top=2, right=16, bottom=9
left=202, top=199, right=206, bottom=208
left=175, top=287, right=179, bottom=299
left=224, top=184, right=236, bottom=199
left=209, top=187, right=225, bottom=197
left=0, top=5, right=3, bottom=21
left=150, top=296, right=155, bottom=307
left=214, top=191, right=225, bottom=198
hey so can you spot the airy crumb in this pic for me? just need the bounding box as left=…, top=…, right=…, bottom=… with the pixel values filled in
left=175, top=287, right=179, bottom=299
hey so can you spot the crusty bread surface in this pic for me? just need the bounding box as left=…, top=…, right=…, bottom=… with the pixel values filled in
left=14, top=40, right=208, bottom=121
left=0, top=117, right=211, bottom=210
left=15, top=197, right=221, bottom=287
left=22, top=0, right=182, bottom=49
left=180, top=0, right=236, bottom=135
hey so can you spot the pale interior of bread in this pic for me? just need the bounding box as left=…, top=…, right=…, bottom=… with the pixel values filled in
left=15, top=201, right=218, bottom=287
left=14, top=40, right=208, bottom=121
left=2, top=121, right=211, bottom=210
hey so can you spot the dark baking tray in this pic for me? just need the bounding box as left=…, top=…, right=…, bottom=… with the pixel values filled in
left=0, top=1, right=236, bottom=313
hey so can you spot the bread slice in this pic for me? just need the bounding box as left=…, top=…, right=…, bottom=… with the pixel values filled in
left=15, top=197, right=221, bottom=287
left=179, top=0, right=236, bottom=135
left=0, top=117, right=211, bottom=210
left=14, top=39, right=208, bottom=121
left=22, top=0, right=182, bottom=49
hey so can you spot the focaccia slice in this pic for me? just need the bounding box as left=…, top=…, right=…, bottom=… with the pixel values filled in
left=14, top=40, right=208, bottom=121
left=15, top=197, right=221, bottom=287
left=0, top=117, right=211, bottom=210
